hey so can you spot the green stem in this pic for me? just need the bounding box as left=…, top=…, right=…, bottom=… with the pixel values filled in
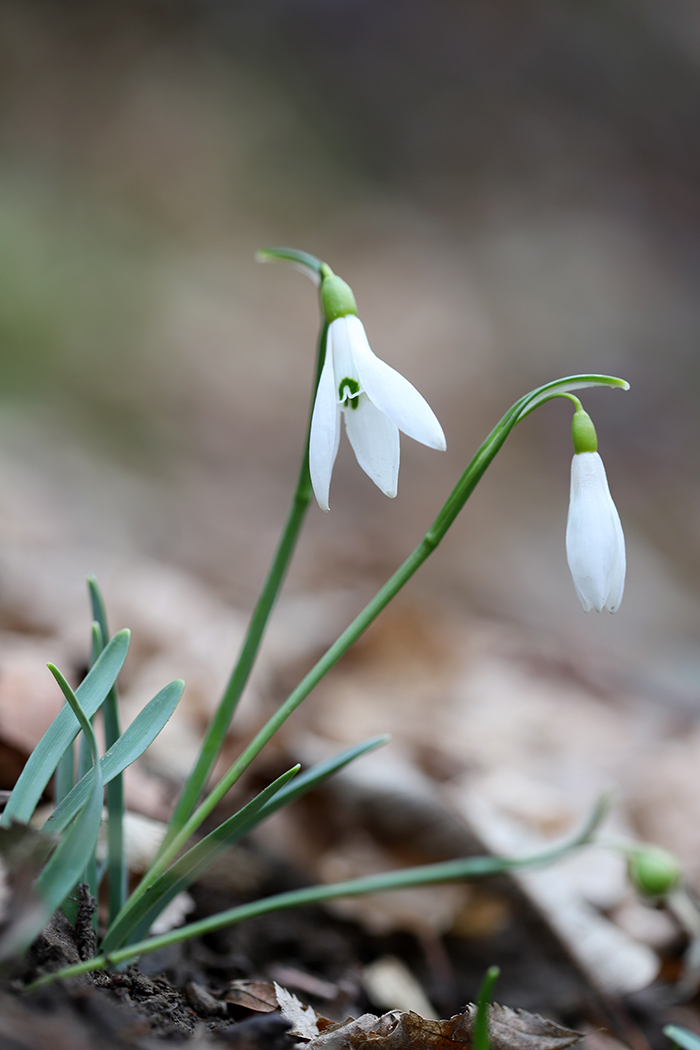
left=104, top=374, right=626, bottom=944
left=27, top=796, right=607, bottom=988
left=156, top=321, right=329, bottom=858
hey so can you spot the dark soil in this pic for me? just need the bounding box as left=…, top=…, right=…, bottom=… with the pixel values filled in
left=2, top=852, right=689, bottom=1050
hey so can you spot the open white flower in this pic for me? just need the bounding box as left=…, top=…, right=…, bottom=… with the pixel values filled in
left=309, top=314, right=446, bottom=511
left=566, top=450, right=625, bottom=612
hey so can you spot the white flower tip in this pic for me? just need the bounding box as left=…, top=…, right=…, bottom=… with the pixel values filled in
left=432, top=428, right=447, bottom=452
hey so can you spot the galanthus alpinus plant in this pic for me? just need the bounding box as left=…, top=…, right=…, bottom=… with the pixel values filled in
left=2, top=246, right=634, bottom=988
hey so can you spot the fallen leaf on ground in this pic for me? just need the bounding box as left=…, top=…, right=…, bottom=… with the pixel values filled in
left=304, top=1002, right=582, bottom=1049
left=225, top=978, right=281, bottom=1013
left=274, top=981, right=321, bottom=1041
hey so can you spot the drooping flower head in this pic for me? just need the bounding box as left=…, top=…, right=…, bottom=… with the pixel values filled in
left=565, top=405, right=625, bottom=612
left=309, top=266, right=446, bottom=511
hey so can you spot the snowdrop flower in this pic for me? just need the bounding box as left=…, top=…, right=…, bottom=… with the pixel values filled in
left=565, top=406, right=625, bottom=612
left=309, top=270, right=445, bottom=511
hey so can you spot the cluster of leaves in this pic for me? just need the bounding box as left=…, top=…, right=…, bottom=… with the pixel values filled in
left=0, top=582, right=391, bottom=966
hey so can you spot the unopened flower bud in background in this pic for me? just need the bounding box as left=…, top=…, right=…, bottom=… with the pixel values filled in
left=309, top=265, right=446, bottom=511
left=627, top=845, right=682, bottom=898
left=566, top=405, right=626, bottom=613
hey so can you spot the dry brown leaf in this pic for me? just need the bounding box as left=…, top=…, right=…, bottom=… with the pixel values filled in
left=274, top=981, right=321, bottom=1041
left=464, top=1005, right=582, bottom=1050
left=224, top=978, right=281, bottom=1013
left=305, top=1003, right=582, bottom=1050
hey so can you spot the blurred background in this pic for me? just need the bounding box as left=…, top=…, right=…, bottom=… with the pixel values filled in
left=1, top=0, right=700, bottom=693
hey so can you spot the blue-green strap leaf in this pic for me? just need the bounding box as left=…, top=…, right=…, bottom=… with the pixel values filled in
left=103, top=734, right=389, bottom=951
left=42, top=679, right=184, bottom=837
left=1, top=630, right=130, bottom=828
left=664, top=1029, right=700, bottom=1050
left=0, top=666, right=108, bottom=958
left=101, top=764, right=301, bottom=952
left=254, top=734, right=390, bottom=821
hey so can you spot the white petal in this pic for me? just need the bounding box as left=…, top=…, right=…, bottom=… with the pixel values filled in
left=309, top=334, right=341, bottom=511
left=605, top=502, right=626, bottom=612
left=327, top=317, right=359, bottom=388
left=345, top=315, right=446, bottom=450
left=344, top=396, right=400, bottom=498
left=566, top=452, right=626, bottom=613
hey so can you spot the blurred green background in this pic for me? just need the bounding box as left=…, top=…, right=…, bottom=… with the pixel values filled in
left=1, top=0, right=700, bottom=702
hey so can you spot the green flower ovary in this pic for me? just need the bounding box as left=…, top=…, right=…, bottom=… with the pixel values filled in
left=339, top=377, right=360, bottom=409
left=321, top=274, right=358, bottom=322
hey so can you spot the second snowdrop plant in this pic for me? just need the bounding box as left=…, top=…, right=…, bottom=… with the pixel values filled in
left=309, top=266, right=446, bottom=510
left=566, top=402, right=626, bottom=612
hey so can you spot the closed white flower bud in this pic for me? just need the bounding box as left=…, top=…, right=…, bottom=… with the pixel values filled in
left=566, top=451, right=626, bottom=613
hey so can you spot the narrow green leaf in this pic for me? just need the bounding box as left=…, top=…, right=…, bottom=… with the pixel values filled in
left=87, top=578, right=127, bottom=924
left=101, top=764, right=301, bottom=952
left=255, top=246, right=324, bottom=285
left=1, top=630, right=130, bottom=828
left=474, top=966, right=500, bottom=1050
left=42, top=679, right=184, bottom=837
left=664, top=1029, right=700, bottom=1050
left=87, top=576, right=109, bottom=641
left=254, top=735, right=390, bottom=821
left=27, top=794, right=609, bottom=985
left=54, top=746, right=74, bottom=806
left=22, top=668, right=104, bottom=953
left=104, top=735, right=389, bottom=951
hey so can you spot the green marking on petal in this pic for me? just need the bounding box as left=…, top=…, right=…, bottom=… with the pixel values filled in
left=339, top=377, right=361, bottom=409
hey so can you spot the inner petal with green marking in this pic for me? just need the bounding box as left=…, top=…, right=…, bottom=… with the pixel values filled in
left=338, top=377, right=361, bottom=410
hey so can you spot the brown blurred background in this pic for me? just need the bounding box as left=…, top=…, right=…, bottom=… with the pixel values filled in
left=1, top=0, right=700, bottom=708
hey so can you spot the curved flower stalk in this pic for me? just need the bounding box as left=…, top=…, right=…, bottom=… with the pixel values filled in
left=308, top=268, right=445, bottom=510
left=565, top=406, right=626, bottom=613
